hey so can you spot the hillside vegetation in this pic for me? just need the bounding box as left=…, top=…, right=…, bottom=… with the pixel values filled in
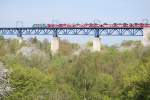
left=0, top=36, right=150, bottom=100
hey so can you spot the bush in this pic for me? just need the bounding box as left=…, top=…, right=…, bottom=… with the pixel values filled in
left=4, top=64, right=56, bottom=100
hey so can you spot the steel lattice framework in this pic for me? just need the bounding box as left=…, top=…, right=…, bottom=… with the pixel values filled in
left=0, top=27, right=144, bottom=37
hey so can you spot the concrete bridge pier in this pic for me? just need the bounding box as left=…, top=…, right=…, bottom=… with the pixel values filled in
left=51, top=30, right=60, bottom=55
left=143, top=28, right=150, bottom=47
left=93, top=29, right=101, bottom=52
left=93, top=37, right=101, bottom=52
left=18, top=36, right=23, bottom=44
left=51, top=37, right=60, bottom=55
left=17, top=30, right=23, bottom=44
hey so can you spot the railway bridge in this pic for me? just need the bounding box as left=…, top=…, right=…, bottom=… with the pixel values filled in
left=0, top=23, right=150, bottom=54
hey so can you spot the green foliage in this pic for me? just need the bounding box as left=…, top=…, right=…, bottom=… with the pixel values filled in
left=0, top=35, right=4, bottom=40
left=0, top=38, right=150, bottom=100
left=3, top=64, right=56, bottom=100
left=86, top=41, right=93, bottom=48
left=0, top=38, right=21, bottom=57
left=59, top=40, right=79, bottom=56
left=121, top=40, right=142, bottom=47
left=120, top=48, right=150, bottom=100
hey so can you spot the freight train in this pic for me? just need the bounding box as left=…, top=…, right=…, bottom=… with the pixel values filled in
left=32, top=23, right=150, bottom=28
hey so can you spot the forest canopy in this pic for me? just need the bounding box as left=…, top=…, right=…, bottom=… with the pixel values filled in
left=0, top=36, right=150, bottom=100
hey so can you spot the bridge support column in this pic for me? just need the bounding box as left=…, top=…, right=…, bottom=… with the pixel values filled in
left=93, top=29, right=101, bottom=52
left=17, top=29, right=23, bottom=44
left=93, top=37, right=101, bottom=52
left=18, top=37, right=23, bottom=44
left=51, top=37, right=60, bottom=55
left=143, top=28, right=150, bottom=47
left=51, top=29, right=59, bottom=55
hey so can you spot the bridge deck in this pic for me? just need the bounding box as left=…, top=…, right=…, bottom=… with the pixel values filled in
left=1, top=23, right=149, bottom=36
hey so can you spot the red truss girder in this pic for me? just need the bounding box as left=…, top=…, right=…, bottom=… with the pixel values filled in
left=47, top=23, right=150, bottom=28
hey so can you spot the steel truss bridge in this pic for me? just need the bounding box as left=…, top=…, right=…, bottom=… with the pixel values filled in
left=0, top=23, right=150, bottom=37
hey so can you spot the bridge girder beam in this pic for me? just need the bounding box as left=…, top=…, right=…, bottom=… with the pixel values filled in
left=0, top=28, right=143, bottom=36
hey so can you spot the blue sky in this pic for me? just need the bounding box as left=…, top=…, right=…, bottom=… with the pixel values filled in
left=0, top=0, right=150, bottom=45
